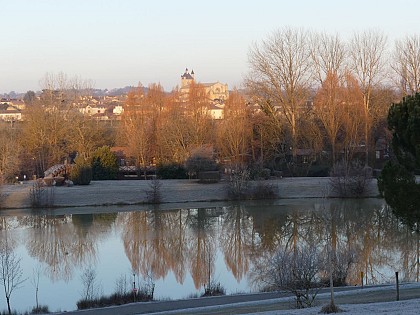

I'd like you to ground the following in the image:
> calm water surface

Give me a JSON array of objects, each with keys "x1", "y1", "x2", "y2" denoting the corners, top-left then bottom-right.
[{"x1": 0, "y1": 198, "x2": 418, "y2": 313}]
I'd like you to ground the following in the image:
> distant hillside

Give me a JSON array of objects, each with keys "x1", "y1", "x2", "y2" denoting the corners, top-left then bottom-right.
[{"x1": 1, "y1": 86, "x2": 150, "y2": 99}]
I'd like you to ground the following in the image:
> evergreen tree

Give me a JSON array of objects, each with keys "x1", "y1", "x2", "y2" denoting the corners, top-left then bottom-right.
[{"x1": 378, "y1": 93, "x2": 420, "y2": 229}]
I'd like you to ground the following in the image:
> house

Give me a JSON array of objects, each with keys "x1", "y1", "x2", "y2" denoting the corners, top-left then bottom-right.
[
  {"x1": 208, "y1": 102, "x2": 224, "y2": 120},
  {"x1": 113, "y1": 105, "x2": 124, "y2": 115},
  {"x1": 0, "y1": 104, "x2": 22, "y2": 121},
  {"x1": 80, "y1": 105, "x2": 107, "y2": 116}
]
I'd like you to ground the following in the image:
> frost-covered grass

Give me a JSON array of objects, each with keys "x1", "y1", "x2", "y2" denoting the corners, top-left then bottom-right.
[{"x1": 254, "y1": 299, "x2": 420, "y2": 315}]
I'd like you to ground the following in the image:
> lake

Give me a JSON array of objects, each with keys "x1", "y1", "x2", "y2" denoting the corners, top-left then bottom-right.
[{"x1": 0, "y1": 198, "x2": 417, "y2": 313}]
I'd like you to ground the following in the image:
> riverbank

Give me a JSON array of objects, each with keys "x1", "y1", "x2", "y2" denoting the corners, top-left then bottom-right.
[
  {"x1": 0, "y1": 177, "x2": 380, "y2": 210},
  {"x1": 55, "y1": 283, "x2": 420, "y2": 315}
]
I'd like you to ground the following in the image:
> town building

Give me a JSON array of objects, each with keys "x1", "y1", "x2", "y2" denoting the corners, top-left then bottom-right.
[{"x1": 179, "y1": 68, "x2": 229, "y2": 102}]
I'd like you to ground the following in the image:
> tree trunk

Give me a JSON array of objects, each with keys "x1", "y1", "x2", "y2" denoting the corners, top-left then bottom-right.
[{"x1": 7, "y1": 296, "x2": 11, "y2": 315}]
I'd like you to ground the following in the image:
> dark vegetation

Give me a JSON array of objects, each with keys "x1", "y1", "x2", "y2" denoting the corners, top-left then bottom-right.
[
  {"x1": 378, "y1": 93, "x2": 420, "y2": 228},
  {"x1": 77, "y1": 291, "x2": 153, "y2": 310}
]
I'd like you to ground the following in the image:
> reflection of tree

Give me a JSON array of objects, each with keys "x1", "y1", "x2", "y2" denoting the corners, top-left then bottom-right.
[
  {"x1": 249, "y1": 200, "x2": 418, "y2": 290},
  {"x1": 247, "y1": 205, "x2": 289, "y2": 251},
  {"x1": 186, "y1": 208, "x2": 217, "y2": 289},
  {"x1": 349, "y1": 204, "x2": 399, "y2": 285},
  {"x1": 23, "y1": 213, "x2": 111, "y2": 282},
  {"x1": 120, "y1": 210, "x2": 189, "y2": 283},
  {"x1": 397, "y1": 221, "x2": 420, "y2": 282},
  {"x1": 220, "y1": 205, "x2": 253, "y2": 281}
]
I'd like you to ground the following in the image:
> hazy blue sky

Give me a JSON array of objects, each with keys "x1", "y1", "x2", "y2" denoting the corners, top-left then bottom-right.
[{"x1": 1, "y1": 0, "x2": 419, "y2": 93}]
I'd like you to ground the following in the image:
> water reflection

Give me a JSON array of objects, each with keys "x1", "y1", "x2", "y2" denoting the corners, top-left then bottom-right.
[
  {"x1": 21, "y1": 213, "x2": 116, "y2": 282},
  {"x1": 1, "y1": 199, "x2": 420, "y2": 312}
]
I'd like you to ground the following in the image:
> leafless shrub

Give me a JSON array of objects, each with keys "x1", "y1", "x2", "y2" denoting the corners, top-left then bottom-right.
[
  {"x1": 114, "y1": 274, "x2": 129, "y2": 297},
  {"x1": 145, "y1": 177, "x2": 162, "y2": 204},
  {"x1": 251, "y1": 245, "x2": 323, "y2": 309},
  {"x1": 80, "y1": 267, "x2": 101, "y2": 302},
  {"x1": 202, "y1": 280, "x2": 226, "y2": 297},
  {"x1": 226, "y1": 167, "x2": 250, "y2": 199},
  {"x1": 329, "y1": 160, "x2": 372, "y2": 197},
  {"x1": 29, "y1": 181, "x2": 55, "y2": 208},
  {"x1": 0, "y1": 238, "x2": 26, "y2": 315},
  {"x1": 137, "y1": 271, "x2": 155, "y2": 301}
]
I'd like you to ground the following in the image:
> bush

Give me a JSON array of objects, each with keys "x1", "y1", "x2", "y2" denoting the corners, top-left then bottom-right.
[
  {"x1": 156, "y1": 163, "x2": 187, "y2": 179},
  {"x1": 77, "y1": 287, "x2": 153, "y2": 310},
  {"x1": 70, "y1": 163, "x2": 92, "y2": 185},
  {"x1": 249, "y1": 181, "x2": 278, "y2": 199},
  {"x1": 226, "y1": 167, "x2": 250, "y2": 199},
  {"x1": 31, "y1": 305, "x2": 50, "y2": 314},
  {"x1": 198, "y1": 171, "x2": 220, "y2": 183},
  {"x1": 202, "y1": 281, "x2": 226, "y2": 297},
  {"x1": 250, "y1": 167, "x2": 271, "y2": 180},
  {"x1": 29, "y1": 181, "x2": 55, "y2": 208},
  {"x1": 185, "y1": 155, "x2": 218, "y2": 179},
  {"x1": 91, "y1": 146, "x2": 118, "y2": 180},
  {"x1": 330, "y1": 160, "x2": 372, "y2": 197},
  {"x1": 320, "y1": 302, "x2": 342, "y2": 314}
]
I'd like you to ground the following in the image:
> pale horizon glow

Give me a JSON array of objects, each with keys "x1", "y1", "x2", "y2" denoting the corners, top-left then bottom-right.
[{"x1": 1, "y1": 0, "x2": 419, "y2": 94}]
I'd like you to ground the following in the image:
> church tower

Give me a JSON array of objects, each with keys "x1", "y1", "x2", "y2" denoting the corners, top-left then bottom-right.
[{"x1": 181, "y1": 68, "x2": 194, "y2": 88}]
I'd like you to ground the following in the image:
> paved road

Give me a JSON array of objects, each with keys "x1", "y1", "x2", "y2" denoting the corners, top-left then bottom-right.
[{"x1": 56, "y1": 284, "x2": 420, "y2": 315}]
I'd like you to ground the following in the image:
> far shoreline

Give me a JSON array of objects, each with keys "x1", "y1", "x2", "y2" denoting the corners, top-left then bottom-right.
[{"x1": 0, "y1": 177, "x2": 381, "y2": 214}]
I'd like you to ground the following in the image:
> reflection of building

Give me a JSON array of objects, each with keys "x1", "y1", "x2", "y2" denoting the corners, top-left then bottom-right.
[{"x1": 179, "y1": 68, "x2": 229, "y2": 102}]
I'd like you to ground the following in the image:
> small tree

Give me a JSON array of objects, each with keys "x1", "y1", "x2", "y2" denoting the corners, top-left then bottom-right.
[
  {"x1": 31, "y1": 265, "x2": 41, "y2": 311},
  {"x1": 145, "y1": 178, "x2": 162, "y2": 204},
  {"x1": 115, "y1": 274, "x2": 129, "y2": 297},
  {"x1": 91, "y1": 146, "x2": 118, "y2": 180},
  {"x1": 80, "y1": 267, "x2": 101, "y2": 302},
  {"x1": 0, "y1": 239, "x2": 26, "y2": 315},
  {"x1": 70, "y1": 156, "x2": 92, "y2": 185},
  {"x1": 253, "y1": 245, "x2": 323, "y2": 309}
]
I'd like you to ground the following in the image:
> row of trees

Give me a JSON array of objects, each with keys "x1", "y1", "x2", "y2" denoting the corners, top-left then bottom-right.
[
  {"x1": 116, "y1": 29, "x2": 420, "y2": 176},
  {"x1": 1, "y1": 29, "x2": 419, "y2": 180}
]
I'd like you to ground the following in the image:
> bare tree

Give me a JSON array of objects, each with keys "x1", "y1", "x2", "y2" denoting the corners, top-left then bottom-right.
[
  {"x1": 251, "y1": 244, "x2": 323, "y2": 309},
  {"x1": 115, "y1": 274, "x2": 129, "y2": 297},
  {"x1": 30, "y1": 265, "x2": 42, "y2": 311},
  {"x1": 310, "y1": 32, "x2": 346, "y2": 84},
  {"x1": 247, "y1": 27, "x2": 313, "y2": 161},
  {"x1": 348, "y1": 30, "x2": 387, "y2": 165},
  {"x1": 0, "y1": 237, "x2": 26, "y2": 315},
  {"x1": 80, "y1": 267, "x2": 100, "y2": 301},
  {"x1": 217, "y1": 90, "x2": 251, "y2": 166},
  {"x1": 393, "y1": 34, "x2": 420, "y2": 96},
  {"x1": 0, "y1": 123, "x2": 20, "y2": 183},
  {"x1": 313, "y1": 72, "x2": 344, "y2": 165}
]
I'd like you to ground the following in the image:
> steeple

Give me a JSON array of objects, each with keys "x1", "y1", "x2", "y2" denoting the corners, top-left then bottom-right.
[{"x1": 181, "y1": 67, "x2": 194, "y2": 87}]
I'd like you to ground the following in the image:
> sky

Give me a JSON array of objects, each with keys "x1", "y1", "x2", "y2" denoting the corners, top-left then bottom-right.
[{"x1": 1, "y1": 0, "x2": 420, "y2": 94}]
